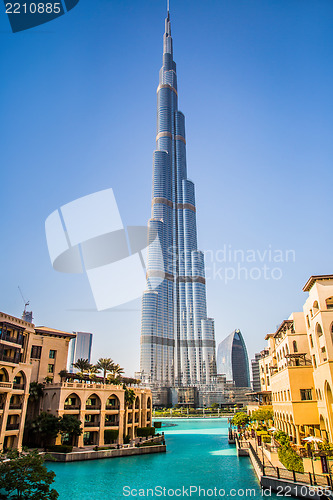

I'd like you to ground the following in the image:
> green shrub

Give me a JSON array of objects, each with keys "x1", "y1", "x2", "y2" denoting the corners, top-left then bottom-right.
[
  {"x1": 154, "y1": 422, "x2": 162, "y2": 429},
  {"x1": 137, "y1": 427, "x2": 156, "y2": 438},
  {"x1": 278, "y1": 445, "x2": 304, "y2": 472},
  {"x1": 274, "y1": 430, "x2": 290, "y2": 446},
  {"x1": 47, "y1": 444, "x2": 73, "y2": 453},
  {"x1": 123, "y1": 435, "x2": 131, "y2": 444},
  {"x1": 104, "y1": 429, "x2": 119, "y2": 444}
]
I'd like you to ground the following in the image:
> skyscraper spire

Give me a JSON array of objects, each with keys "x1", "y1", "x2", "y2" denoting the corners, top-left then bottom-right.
[{"x1": 140, "y1": 9, "x2": 216, "y2": 390}]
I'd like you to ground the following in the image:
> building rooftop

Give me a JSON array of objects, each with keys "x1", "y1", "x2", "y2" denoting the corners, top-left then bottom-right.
[
  {"x1": 35, "y1": 326, "x2": 76, "y2": 339},
  {"x1": 303, "y1": 274, "x2": 333, "y2": 292}
]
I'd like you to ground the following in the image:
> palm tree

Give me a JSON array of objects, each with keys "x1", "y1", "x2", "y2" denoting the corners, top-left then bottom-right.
[
  {"x1": 28, "y1": 381, "x2": 45, "y2": 419},
  {"x1": 95, "y1": 358, "x2": 114, "y2": 384},
  {"x1": 29, "y1": 382, "x2": 44, "y2": 401},
  {"x1": 88, "y1": 365, "x2": 99, "y2": 382},
  {"x1": 123, "y1": 385, "x2": 136, "y2": 407},
  {"x1": 112, "y1": 363, "x2": 124, "y2": 378},
  {"x1": 72, "y1": 358, "x2": 91, "y2": 378},
  {"x1": 59, "y1": 369, "x2": 69, "y2": 382}
]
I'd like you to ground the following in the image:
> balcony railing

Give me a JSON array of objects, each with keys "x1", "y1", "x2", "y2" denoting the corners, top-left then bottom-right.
[
  {"x1": 85, "y1": 405, "x2": 101, "y2": 410},
  {"x1": 1, "y1": 333, "x2": 24, "y2": 346},
  {"x1": 64, "y1": 405, "x2": 80, "y2": 410},
  {"x1": 105, "y1": 421, "x2": 119, "y2": 427},
  {"x1": 84, "y1": 421, "x2": 99, "y2": 427},
  {"x1": 9, "y1": 404, "x2": 22, "y2": 410},
  {"x1": 13, "y1": 384, "x2": 25, "y2": 390},
  {"x1": 0, "y1": 354, "x2": 20, "y2": 364},
  {"x1": 0, "y1": 382, "x2": 12, "y2": 389},
  {"x1": 285, "y1": 353, "x2": 312, "y2": 367},
  {"x1": 105, "y1": 405, "x2": 120, "y2": 410},
  {"x1": 51, "y1": 382, "x2": 123, "y2": 390},
  {"x1": 6, "y1": 423, "x2": 20, "y2": 431}
]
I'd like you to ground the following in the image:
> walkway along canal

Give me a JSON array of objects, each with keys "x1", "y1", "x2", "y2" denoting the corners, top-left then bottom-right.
[{"x1": 232, "y1": 431, "x2": 333, "y2": 499}]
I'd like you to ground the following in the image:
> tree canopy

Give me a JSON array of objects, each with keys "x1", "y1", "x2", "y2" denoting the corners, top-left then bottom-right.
[
  {"x1": 231, "y1": 412, "x2": 249, "y2": 427},
  {"x1": 250, "y1": 407, "x2": 273, "y2": 424},
  {"x1": 0, "y1": 449, "x2": 58, "y2": 500}
]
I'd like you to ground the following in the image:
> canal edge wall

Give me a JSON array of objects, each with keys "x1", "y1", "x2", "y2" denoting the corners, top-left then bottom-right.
[{"x1": 45, "y1": 444, "x2": 166, "y2": 462}]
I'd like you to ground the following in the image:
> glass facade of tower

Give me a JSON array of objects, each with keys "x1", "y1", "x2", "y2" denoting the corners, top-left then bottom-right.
[
  {"x1": 140, "y1": 10, "x2": 216, "y2": 387},
  {"x1": 68, "y1": 332, "x2": 93, "y2": 373},
  {"x1": 216, "y1": 329, "x2": 251, "y2": 388}
]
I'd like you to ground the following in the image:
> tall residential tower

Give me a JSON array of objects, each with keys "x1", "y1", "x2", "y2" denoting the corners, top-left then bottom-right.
[{"x1": 140, "y1": 8, "x2": 216, "y2": 389}]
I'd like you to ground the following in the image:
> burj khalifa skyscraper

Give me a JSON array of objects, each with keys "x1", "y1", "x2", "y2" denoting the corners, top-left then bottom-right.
[{"x1": 140, "y1": 6, "x2": 217, "y2": 389}]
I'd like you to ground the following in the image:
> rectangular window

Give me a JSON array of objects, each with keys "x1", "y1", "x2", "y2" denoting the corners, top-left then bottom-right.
[
  {"x1": 47, "y1": 364, "x2": 54, "y2": 373},
  {"x1": 312, "y1": 355, "x2": 317, "y2": 368},
  {"x1": 300, "y1": 389, "x2": 312, "y2": 401},
  {"x1": 309, "y1": 335, "x2": 314, "y2": 348},
  {"x1": 30, "y1": 345, "x2": 42, "y2": 359},
  {"x1": 49, "y1": 350, "x2": 56, "y2": 359}
]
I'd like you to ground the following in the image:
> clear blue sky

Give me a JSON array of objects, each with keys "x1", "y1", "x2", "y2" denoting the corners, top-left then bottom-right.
[{"x1": 1, "y1": 0, "x2": 332, "y2": 376}]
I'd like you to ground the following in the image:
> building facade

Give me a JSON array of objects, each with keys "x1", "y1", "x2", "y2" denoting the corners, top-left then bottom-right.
[
  {"x1": 0, "y1": 313, "x2": 33, "y2": 450},
  {"x1": 0, "y1": 312, "x2": 75, "y2": 450},
  {"x1": 254, "y1": 275, "x2": 333, "y2": 445},
  {"x1": 140, "y1": 9, "x2": 216, "y2": 388},
  {"x1": 217, "y1": 329, "x2": 251, "y2": 388},
  {"x1": 251, "y1": 353, "x2": 261, "y2": 393},
  {"x1": 42, "y1": 381, "x2": 152, "y2": 446},
  {"x1": 68, "y1": 332, "x2": 93, "y2": 373}
]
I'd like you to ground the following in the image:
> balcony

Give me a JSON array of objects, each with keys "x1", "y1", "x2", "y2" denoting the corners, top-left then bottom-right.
[
  {"x1": 84, "y1": 421, "x2": 99, "y2": 427},
  {"x1": 6, "y1": 423, "x2": 20, "y2": 431},
  {"x1": 105, "y1": 405, "x2": 119, "y2": 410},
  {"x1": 105, "y1": 421, "x2": 119, "y2": 427},
  {"x1": 285, "y1": 353, "x2": 312, "y2": 367},
  {"x1": 0, "y1": 382, "x2": 12, "y2": 390},
  {"x1": 64, "y1": 405, "x2": 80, "y2": 410},
  {"x1": 1, "y1": 332, "x2": 24, "y2": 346},
  {"x1": 9, "y1": 404, "x2": 22, "y2": 410},
  {"x1": 13, "y1": 384, "x2": 25, "y2": 391},
  {"x1": 85, "y1": 405, "x2": 101, "y2": 410},
  {"x1": 0, "y1": 353, "x2": 20, "y2": 364}
]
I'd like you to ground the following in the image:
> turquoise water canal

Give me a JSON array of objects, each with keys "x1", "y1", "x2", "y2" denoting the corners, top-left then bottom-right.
[{"x1": 49, "y1": 418, "x2": 279, "y2": 499}]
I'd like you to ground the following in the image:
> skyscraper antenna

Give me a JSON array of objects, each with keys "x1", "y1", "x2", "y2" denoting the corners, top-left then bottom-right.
[{"x1": 167, "y1": 0, "x2": 170, "y2": 14}]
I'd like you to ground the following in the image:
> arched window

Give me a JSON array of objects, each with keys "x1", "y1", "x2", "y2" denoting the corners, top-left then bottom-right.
[
  {"x1": 64, "y1": 393, "x2": 81, "y2": 409},
  {"x1": 106, "y1": 394, "x2": 120, "y2": 410},
  {"x1": 313, "y1": 301, "x2": 319, "y2": 314},
  {"x1": 306, "y1": 315, "x2": 310, "y2": 328},
  {"x1": 293, "y1": 341, "x2": 298, "y2": 353},
  {"x1": 85, "y1": 394, "x2": 101, "y2": 410},
  {"x1": 316, "y1": 324, "x2": 323, "y2": 337},
  {"x1": 0, "y1": 368, "x2": 9, "y2": 383},
  {"x1": 326, "y1": 297, "x2": 333, "y2": 310}
]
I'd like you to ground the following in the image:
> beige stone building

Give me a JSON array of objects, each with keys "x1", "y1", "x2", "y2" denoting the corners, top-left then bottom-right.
[
  {"x1": 27, "y1": 326, "x2": 75, "y2": 385},
  {"x1": 1, "y1": 310, "x2": 152, "y2": 451},
  {"x1": 252, "y1": 275, "x2": 333, "y2": 445},
  {"x1": 0, "y1": 312, "x2": 34, "y2": 450},
  {"x1": 43, "y1": 381, "x2": 152, "y2": 446}
]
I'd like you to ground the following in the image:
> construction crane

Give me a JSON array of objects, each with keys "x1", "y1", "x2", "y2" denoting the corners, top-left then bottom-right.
[
  {"x1": 18, "y1": 286, "x2": 33, "y2": 322},
  {"x1": 18, "y1": 286, "x2": 29, "y2": 311}
]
